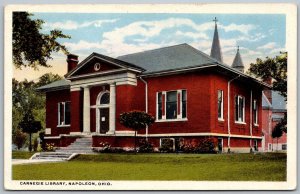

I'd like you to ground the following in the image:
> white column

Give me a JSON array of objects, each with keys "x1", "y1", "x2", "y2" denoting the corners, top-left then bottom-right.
[
  {"x1": 108, "y1": 83, "x2": 116, "y2": 134},
  {"x1": 83, "y1": 86, "x2": 90, "y2": 133}
]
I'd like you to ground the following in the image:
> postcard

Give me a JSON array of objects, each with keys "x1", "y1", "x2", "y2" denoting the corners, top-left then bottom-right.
[{"x1": 4, "y1": 3, "x2": 297, "y2": 190}]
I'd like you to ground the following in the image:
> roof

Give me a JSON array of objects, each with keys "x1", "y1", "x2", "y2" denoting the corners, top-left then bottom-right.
[
  {"x1": 232, "y1": 48, "x2": 244, "y2": 68},
  {"x1": 118, "y1": 43, "x2": 218, "y2": 75},
  {"x1": 38, "y1": 43, "x2": 270, "y2": 92},
  {"x1": 36, "y1": 79, "x2": 70, "y2": 92},
  {"x1": 65, "y1": 52, "x2": 145, "y2": 78},
  {"x1": 262, "y1": 92, "x2": 272, "y2": 109},
  {"x1": 272, "y1": 91, "x2": 286, "y2": 111},
  {"x1": 210, "y1": 23, "x2": 223, "y2": 63}
]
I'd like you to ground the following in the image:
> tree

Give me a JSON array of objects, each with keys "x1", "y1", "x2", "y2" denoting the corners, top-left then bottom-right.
[
  {"x1": 12, "y1": 74, "x2": 62, "y2": 150},
  {"x1": 12, "y1": 129, "x2": 27, "y2": 150},
  {"x1": 272, "y1": 124, "x2": 283, "y2": 151},
  {"x1": 13, "y1": 12, "x2": 70, "y2": 69},
  {"x1": 19, "y1": 112, "x2": 42, "y2": 152},
  {"x1": 120, "y1": 111, "x2": 155, "y2": 153},
  {"x1": 247, "y1": 52, "x2": 287, "y2": 134}
]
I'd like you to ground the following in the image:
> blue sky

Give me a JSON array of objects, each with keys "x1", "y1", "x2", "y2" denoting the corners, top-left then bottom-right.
[{"x1": 14, "y1": 13, "x2": 286, "y2": 81}]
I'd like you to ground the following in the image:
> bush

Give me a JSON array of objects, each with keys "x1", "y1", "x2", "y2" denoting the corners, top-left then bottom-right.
[
  {"x1": 182, "y1": 138, "x2": 217, "y2": 154},
  {"x1": 138, "y1": 139, "x2": 154, "y2": 153},
  {"x1": 159, "y1": 138, "x2": 175, "y2": 153},
  {"x1": 45, "y1": 143, "x2": 55, "y2": 151}
]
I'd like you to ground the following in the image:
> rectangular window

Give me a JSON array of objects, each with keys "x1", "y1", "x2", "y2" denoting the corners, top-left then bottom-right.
[
  {"x1": 282, "y1": 144, "x2": 287, "y2": 150},
  {"x1": 58, "y1": 101, "x2": 71, "y2": 126},
  {"x1": 218, "y1": 90, "x2": 224, "y2": 120},
  {"x1": 157, "y1": 90, "x2": 187, "y2": 121},
  {"x1": 182, "y1": 90, "x2": 187, "y2": 118},
  {"x1": 157, "y1": 92, "x2": 162, "y2": 119},
  {"x1": 235, "y1": 95, "x2": 245, "y2": 123},
  {"x1": 253, "y1": 100, "x2": 258, "y2": 125},
  {"x1": 254, "y1": 140, "x2": 258, "y2": 151},
  {"x1": 166, "y1": 91, "x2": 177, "y2": 119}
]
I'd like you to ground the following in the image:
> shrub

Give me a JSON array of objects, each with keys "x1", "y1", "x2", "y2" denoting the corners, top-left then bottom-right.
[
  {"x1": 138, "y1": 139, "x2": 154, "y2": 153},
  {"x1": 182, "y1": 138, "x2": 217, "y2": 154},
  {"x1": 45, "y1": 143, "x2": 55, "y2": 151}
]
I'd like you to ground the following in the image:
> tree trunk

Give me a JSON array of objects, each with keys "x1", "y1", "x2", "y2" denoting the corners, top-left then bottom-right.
[
  {"x1": 277, "y1": 138, "x2": 278, "y2": 151},
  {"x1": 29, "y1": 133, "x2": 32, "y2": 152},
  {"x1": 134, "y1": 130, "x2": 137, "y2": 154}
]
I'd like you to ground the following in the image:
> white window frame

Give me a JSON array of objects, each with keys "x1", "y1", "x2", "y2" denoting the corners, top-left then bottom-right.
[
  {"x1": 253, "y1": 99, "x2": 258, "y2": 126},
  {"x1": 57, "y1": 101, "x2": 71, "y2": 127},
  {"x1": 156, "y1": 89, "x2": 187, "y2": 122},
  {"x1": 235, "y1": 95, "x2": 246, "y2": 124},
  {"x1": 218, "y1": 90, "x2": 224, "y2": 121}
]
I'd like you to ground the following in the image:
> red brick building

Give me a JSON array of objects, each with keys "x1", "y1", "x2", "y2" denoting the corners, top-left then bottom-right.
[{"x1": 38, "y1": 22, "x2": 269, "y2": 153}]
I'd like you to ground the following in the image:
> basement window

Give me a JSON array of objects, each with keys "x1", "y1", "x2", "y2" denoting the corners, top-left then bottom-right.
[{"x1": 58, "y1": 101, "x2": 70, "y2": 126}]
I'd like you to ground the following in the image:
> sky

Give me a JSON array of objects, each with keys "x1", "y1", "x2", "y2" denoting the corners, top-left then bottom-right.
[{"x1": 13, "y1": 13, "x2": 286, "y2": 81}]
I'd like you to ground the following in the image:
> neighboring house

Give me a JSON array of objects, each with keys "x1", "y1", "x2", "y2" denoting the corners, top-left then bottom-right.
[
  {"x1": 38, "y1": 21, "x2": 269, "y2": 153},
  {"x1": 262, "y1": 90, "x2": 287, "y2": 152}
]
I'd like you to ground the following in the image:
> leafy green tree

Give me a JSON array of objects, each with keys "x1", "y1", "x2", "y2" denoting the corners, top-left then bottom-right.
[
  {"x1": 13, "y1": 12, "x2": 70, "y2": 69},
  {"x1": 12, "y1": 74, "x2": 62, "y2": 150},
  {"x1": 12, "y1": 129, "x2": 27, "y2": 150},
  {"x1": 19, "y1": 112, "x2": 42, "y2": 152},
  {"x1": 120, "y1": 111, "x2": 155, "y2": 153},
  {"x1": 247, "y1": 52, "x2": 287, "y2": 134}
]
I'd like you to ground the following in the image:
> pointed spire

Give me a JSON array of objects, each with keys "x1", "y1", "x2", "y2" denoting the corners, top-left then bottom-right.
[
  {"x1": 210, "y1": 17, "x2": 223, "y2": 63},
  {"x1": 232, "y1": 46, "x2": 245, "y2": 73}
]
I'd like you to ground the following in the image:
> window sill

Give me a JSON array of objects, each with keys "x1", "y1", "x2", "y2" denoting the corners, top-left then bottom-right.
[
  {"x1": 218, "y1": 118, "x2": 225, "y2": 122},
  {"x1": 57, "y1": 124, "x2": 70, "y2": 128},
  {"x1": 234, "y1": 121, "x2": 246, "y2": 125},
  {"x1": 156, "y1": 118, "x2": 188, "y2": 123},
  {"x1": 253, "y1": 124, "x2": 259, "y2": 127}
]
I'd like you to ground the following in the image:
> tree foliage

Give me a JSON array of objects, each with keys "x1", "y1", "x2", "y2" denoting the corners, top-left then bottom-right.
[
  {"x1": 247, "y1": 52, "x2": 287, "y2": 135},
  {"x1": 12, "y1": 129, "x2": 27, "y2": 150},
  {"x1": 13, "y1": 12, "x2": 70, "y2": 69},
  {"x1": 12, "y1": 73, "x2": 62, "y2": 150},
  {"x1": 120, "y1": 110, "x2": 155, "y2": 153},
  {"x1": 247, "y1": 52, "x2": 287, "y2": 99}
]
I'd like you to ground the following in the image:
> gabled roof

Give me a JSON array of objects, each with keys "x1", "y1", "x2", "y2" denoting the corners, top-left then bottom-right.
[
  {"x1": 65, "y1": 52, "x2": 145, "y2": 78},
  {"x1": 272, "y1": 91, "x2": 287, "y2": 111},
  {"x1": 118, "y1": 43, "x2": 218, "y2": 74}
]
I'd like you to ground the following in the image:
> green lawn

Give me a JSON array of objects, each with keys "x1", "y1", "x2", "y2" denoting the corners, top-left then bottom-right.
[
  {"x1": 13, "y1": 153, "x2": 286, "y2": 181},
  {"x1": 12, "y1": 151, "x2": 37, "y2": 159}
]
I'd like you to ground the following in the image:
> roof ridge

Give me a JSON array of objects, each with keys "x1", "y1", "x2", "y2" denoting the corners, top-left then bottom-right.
[{"x1": 117, "y1": 43, "x2": 189, "y2": 58}]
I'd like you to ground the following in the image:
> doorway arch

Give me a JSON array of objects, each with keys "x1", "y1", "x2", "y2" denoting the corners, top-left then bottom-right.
[{"x1": 96, "y1": 91, "x2": 110, "y2": 133}]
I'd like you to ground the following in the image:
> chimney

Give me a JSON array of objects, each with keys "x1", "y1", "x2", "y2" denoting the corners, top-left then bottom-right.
[
  {"x1": 67, "y1": 54, "x2": 79, "y2": 72},
  {"x1": 263, "y1": 77, "x2": 272, "y2": 104}
]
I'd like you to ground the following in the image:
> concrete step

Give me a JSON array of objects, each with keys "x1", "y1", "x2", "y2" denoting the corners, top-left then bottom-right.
[{"x1": 30, "y1": 152, "x2": 78, "y2": 161}]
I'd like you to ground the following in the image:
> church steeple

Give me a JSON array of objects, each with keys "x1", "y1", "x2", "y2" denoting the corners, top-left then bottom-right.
[
  {"x1": 232, "y1": 46, "x2": 245, "y2": 73},
  {"x1": 210, "y1": 17, "x2": 223, "y2": 63}
]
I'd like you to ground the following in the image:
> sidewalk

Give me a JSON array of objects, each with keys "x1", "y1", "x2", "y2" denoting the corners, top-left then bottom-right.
[{"x1": 12, "y1": 159, "x2": 66, "y2": 165}]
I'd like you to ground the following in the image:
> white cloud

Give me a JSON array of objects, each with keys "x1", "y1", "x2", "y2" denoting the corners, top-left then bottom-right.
[
  {"x1": 219, "y1": 23, "x2": 256, "y2": 35},
  {"x1": 43, "y1": 19, "x2": 118, "y2": 30},
  {"x1": 257, "y1": 42, "x2": 277, "y2": 50},
  {"x1": 175, "y1": 31, "x2": 209, "y2": 40}
]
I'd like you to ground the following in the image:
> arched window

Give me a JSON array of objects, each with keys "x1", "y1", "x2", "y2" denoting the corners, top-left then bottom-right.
[{"x1": 100, "y1": 93, "x2": 110, "y2": 104}]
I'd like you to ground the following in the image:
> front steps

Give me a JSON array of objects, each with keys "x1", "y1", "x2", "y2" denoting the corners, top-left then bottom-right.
[
  {"x1": 30, "y1": 137, "x2": 93, "y2": 162},
  {"x1": 30, "y1": 152, "x2": 77, "y2": 161},
  {"x1": 56, "y1": 137, "x2": 94, "y2": 154}
]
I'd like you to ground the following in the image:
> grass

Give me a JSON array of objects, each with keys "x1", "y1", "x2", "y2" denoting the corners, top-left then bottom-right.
[
  {"x1": 12, "y1": 153, "x2": 286, "y2": 181},
  {"x1": 12, "y1": 151, "x2": 37, "y2": 159}
]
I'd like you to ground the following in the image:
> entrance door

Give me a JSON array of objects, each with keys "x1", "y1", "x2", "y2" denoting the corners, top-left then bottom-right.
[
  {"x1": 100, "y1": 108, "x2": 109, "y2": 134},
  {"x1": 218, "y1": 138, "x2": 223, "y2": 153}
]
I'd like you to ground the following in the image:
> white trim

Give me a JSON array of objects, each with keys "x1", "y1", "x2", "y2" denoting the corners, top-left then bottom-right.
[
  {"x1": 162, "y1": 91, "x2": 166, "y2": 120},
  {"x1": 57, "y1": 125, "x2": 70, "y2": 128},
  {"x1": 70, "y1": 72, "x2": 137, "y2": 88},
  {"x1": 177, "y1": 90, "x2": 182, "y2": 119},
  {"x1": 67, "y1": 55, "x2": 142, "y2": 78},
  {"x1": 253, "y1": 99, "x2": 258, "y2": 125},
  {"x1": 250, "y1": 90, "x2": 253, "y2": 147},
  {"x1": 155, "y1": 118, "x2": 188, "y2": 122},
  {"x1": 234, "y1": 121, "x2": 247, "y2": 125},
  {"x1": 45, "y1": 128, "x2": 51, "y2": 135},
  {"x1": 235, "y1": 95, "x2": 245, "y2": 123},
  {"x1": 70, "y1": 87, "x2": 81, "y2": 92},
  {"x1": 217, "y1": 90, "x2": 224, "y2": 120}
]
